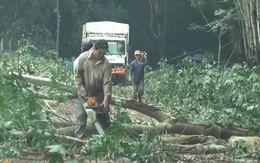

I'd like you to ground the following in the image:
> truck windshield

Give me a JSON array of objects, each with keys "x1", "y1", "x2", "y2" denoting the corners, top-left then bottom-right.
[{"x1": 107, "y1": 41, "x2": 125, "y2": 55}]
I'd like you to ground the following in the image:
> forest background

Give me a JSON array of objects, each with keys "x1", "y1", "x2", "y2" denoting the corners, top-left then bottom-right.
[
  {"x1": 1, "y1": 0, "x2": 260, "y2": 67},
  {"x1": 1, "y1": 0, "x2": 260, "y2": 162}
]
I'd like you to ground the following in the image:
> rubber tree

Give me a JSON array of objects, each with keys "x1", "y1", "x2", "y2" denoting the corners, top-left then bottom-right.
[
  {"x1": 234, "y1": 0, "x2": 260, "y2": 65},
  {"x1": 148, "y1": 0, "x2": 171, "y2": 59},
  {"x1": 55, "y1": 0, "x2": 60, "y2": 58}
]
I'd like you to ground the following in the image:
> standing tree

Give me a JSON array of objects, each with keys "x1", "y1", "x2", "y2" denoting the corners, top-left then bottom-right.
[
  {"x1": 55, "y1": 0, "x2": 61, "y2": 58},
  {"x1": 148, "y1": 0, "x2": 170, "y2": 58},
  {"x1": 234, "y1": 0, "x2": 260, "y2": 65}
]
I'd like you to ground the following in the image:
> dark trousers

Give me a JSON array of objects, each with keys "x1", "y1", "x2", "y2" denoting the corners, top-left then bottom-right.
[
  {"x1": 75, "y1": 96, "x2": 110, "y2": 138},
  {"x1": 132, "y1": 80, "x2": 144, "y2": 101}
]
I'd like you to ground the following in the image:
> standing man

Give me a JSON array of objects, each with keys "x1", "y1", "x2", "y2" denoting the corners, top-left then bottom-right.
[
  {"x1": 129, "y1": 50, "x2": 148, "y2": 102},
  {"x1": 73, "y1": 40, "x2": 112, "y2": 139}
]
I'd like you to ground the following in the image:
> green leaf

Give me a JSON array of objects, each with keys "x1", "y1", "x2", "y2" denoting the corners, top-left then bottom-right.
[
  {"x1": 246, "y1": 105, "x2": 255, "y2": 111},
  {"x1": 44, "y1": 153, "x2": 64, "y2": 163},
  {"x1": 0, "y1": 95, "x2": 5, "y2": 105},
  {"x1": 46, "y1": 144, "x2": 66, "y2": 155},
  {"x1": 4, "y1": 121, "x2": 13, "y2": 128}
]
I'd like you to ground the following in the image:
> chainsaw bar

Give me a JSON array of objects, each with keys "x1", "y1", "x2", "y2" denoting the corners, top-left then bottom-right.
[{"x1": 94, "y1": 121, "x2": 105, "y2": 135}]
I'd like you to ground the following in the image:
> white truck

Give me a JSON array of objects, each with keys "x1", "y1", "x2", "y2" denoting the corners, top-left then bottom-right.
[{"x1": 82, "y1": 21, "x2": 130, "y2": 83}]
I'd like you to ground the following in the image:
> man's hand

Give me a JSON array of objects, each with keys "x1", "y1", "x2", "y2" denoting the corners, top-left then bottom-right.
[
  {"x1": 79, "y1": 86, "x2": 88, "y2": 101},
  {"x1": 80, "y1": 91, "x2": 88, "y2": 101},
  {"x1": 141, "y1": 51, "x2": 147, "y2": 59},
  {"x1": 100, "y1": 97, "x2": 110, "y2": 112},
  {"x1": 100, "y1": 100, "x2": 109, "y2": 110}
]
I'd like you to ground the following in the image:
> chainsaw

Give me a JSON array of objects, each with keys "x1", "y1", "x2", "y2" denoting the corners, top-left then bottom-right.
[{"x1": 83, "y1": 96, "x2": 107, "y2": 135}]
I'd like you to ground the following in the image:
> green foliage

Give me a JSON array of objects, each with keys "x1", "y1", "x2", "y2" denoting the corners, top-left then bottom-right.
[
  {"x1": 189, "y1": 1, "x2": 236, "y2": 36},
  {"x1": 189, "y1": 0, "x2": 242, "y2": 64},
  {"x1": 0, "y1": 50, "x2": 74, "y2": 159},
  {"x1": 1, "y1": 49, "x2": 260, "y2": 161},
  {"x1": 91, "y1": 0, "x2": 129, "y2": 21},
  {"x1": 0, "y1": 0, "x2": 56, "y2": 51},
  {"x1": 145, "y1": 58, "x2": 260, "y2": 129},
  {"x1": 0, "y1": 72, "x2": 55, "y2": 158},
  {"x1": 78, "y1": 104, "x2": 174, "y2": 162},
  {"x1": 112, "y1": 85, "x2": 129, "y2": 98},
  {"x1": 227, "y1": 140, "x2": 260, "y2": 161}
]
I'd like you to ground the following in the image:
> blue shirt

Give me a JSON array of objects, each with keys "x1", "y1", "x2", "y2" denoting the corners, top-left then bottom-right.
[
  {"x1": 66, "y1": 61, "x2": 74, "y2": 74},
  {"x1": 130, "y1": 59, "x2": 148, "y2": 82}
]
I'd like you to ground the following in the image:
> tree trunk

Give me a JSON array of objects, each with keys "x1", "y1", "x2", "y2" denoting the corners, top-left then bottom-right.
[
  {"x1": 55, "y1": 0, "x2": 60, "y2": 58},
  {"x1": 234, "y1": 0, "x2": 260, "y2": 66},
  {"x1": 0, "y1": 38, "x2": 3, "y2": 52},
  {"x1": 148, "y1": 0, "x2": 170, "y2": 58}
]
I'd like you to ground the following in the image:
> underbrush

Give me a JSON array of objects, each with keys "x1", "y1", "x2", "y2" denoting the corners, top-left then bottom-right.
[
  {"x1": 1, "y1": 46, "x2": 260, "y2": 162},
  {"x1": 144, "y1": 58, "x2": 260, "y2": 130}
]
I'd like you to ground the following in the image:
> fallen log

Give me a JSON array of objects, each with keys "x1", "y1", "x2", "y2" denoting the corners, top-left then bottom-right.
[
  {"x1": 12, "y1": 72, "x2": 76, "y2": 94},
  {"x1": 228, "y1": 136, "x2": 260, "y2": 150},
  {"x1": 165, "y1": 144, "x2": 227, "y2": 155}
]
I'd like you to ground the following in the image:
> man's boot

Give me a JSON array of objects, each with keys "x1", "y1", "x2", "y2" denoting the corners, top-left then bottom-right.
[{"x1": 138, "y1": 95, "x2": 142, "y2": 102}]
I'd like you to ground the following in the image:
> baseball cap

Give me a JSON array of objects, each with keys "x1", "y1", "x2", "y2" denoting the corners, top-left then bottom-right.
[
  {"x1": 134, "y1": 50, "x2": 141, "y2": 56},
  {"x1": 94, "y1": 40, "x2": 110, "y2": 54}
]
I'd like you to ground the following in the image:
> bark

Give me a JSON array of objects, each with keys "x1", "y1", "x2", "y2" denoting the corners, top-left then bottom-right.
[
  {"x1": 55, "y1": 0, "x2": 60, "y2": 58},
  {"x1": 9, "y1": 130, "x2": 85, "y2": 143},
  {"x1": 234, "y1": 0, "x2": 260, "y2": 65},
  {"x1": 111, "y1": 96, "x2": 172, "y2": 122},
  {"x1": 12, "y1": 72, "x2": 76, "y2": 94},
  {"x1": 0, "y1": 38, "x2": 3, "y2": 52},
  {"x1": 165, "y1": 144, "x2": 227, "y2": 155},
  {"x1": 228, "y1": 136, "x2": 260, "y2": 150},
  {"x1": 148, "y1": 0, "x2": 170, "y2": 58},
  {"x1": 122, "y1": 121, "x2": 250, "y2": 139}
]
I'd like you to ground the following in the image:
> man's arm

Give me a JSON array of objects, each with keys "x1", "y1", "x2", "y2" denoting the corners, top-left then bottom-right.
[
  {"x1": 101, "y1": 62, "x2": 112, "y2": 109},
  {"x1": 129, "y1": 62, "x2": 134, "y2": 80},
  {"x1": 142, "y1": 54, "x2": 148, "y2": 66},
  {"x1": 103, "y1": 62, "x2": 112, "y2": 100},
  {"x1": 73, "y1": 55, "x2": 87, "y2": 99}
]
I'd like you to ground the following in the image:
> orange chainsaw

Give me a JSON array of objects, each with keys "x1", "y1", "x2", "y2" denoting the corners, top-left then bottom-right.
[
  {"x1": 86, "y1": 96, "x2": 99, "y2": 106},
  {"x1": 83, "y1": 96, "x2": 106, "y2": 135}
]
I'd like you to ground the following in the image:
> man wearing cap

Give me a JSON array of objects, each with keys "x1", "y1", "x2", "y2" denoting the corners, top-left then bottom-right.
[
  {"x1": 129, "y1": 50, "x2": 148, "y2": 102},
  {"x1": 73, "y1": 40, "x2": 112, "y2": 139}
]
